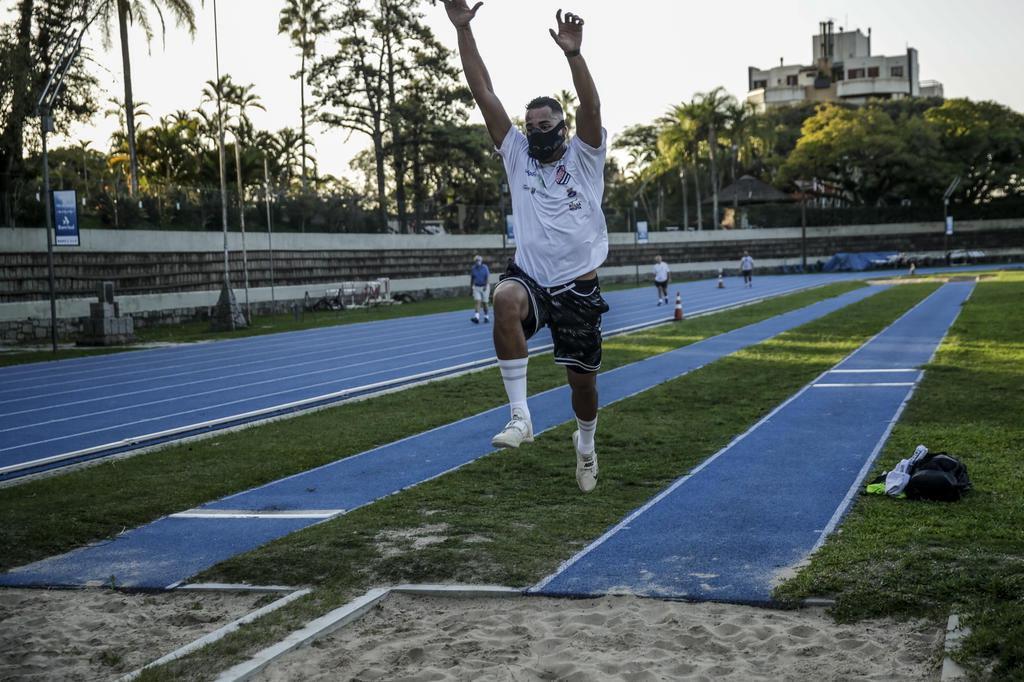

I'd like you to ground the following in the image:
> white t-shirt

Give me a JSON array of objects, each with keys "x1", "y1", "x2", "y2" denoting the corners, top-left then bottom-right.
[
  {"x1": 740, "y1": 255, "x2": 754, "y2": 271},
  {"x1": 653, "y1": 262, "x2": 670, "y2": 282},
  {"x1": 499, "y1": 126, "x2": 609, "y2": 287}
]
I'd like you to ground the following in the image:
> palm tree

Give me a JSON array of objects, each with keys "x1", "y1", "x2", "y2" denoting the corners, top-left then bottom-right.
[
  {"x1": 278, "y1": 0, "x2": 327, "y2": 193},
  {"x1": 97, "y1": 0, "x2": 201, "y2": 197},
  {"x1": 691, "y1": 87, "x2": 735, "y2": 228},
  {"x1": 659, "y1": 103, "x2": 703, "y2": 229},
  {"x1": 555, "y1": 89, "x2": 578, "y2": 132}
]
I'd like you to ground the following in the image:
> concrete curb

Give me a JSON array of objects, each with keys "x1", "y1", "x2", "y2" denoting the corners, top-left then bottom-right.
[
  {"x1": 213, "y1": 584, "x2": 522, "y2": 682},
  {"x1": 116, "y1": 587, "x2": 311, "y2": 681},
  {"x1": 941, "y1": 614, "x2": 970, "y2": 681}
]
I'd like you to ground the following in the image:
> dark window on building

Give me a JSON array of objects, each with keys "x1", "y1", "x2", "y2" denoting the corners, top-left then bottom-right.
[
  {"x1": 891, "y1": 65, "x2": 904, "y2": 77},
  {"x1": 867, "y1": 66, "x2": 879, "y2": 77},
  {"x1": 786, "y1": 74, "x2": 798, "y2": 86},
  {"x1": 752, "y1": 79, "x2": 767, "y2": 89},
  {"x1": 848, "y1": 68, "x2": 865, "y2": 79}
]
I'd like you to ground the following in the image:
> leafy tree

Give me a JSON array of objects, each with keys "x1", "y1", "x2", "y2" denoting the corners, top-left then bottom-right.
[
  {"x1": 278, "y1": 0, "x2": 327, "y2": 192},
  {"x1": 95, "y1": 0, "x2": 200, "y2": 196},
  {"x1": 925, "y1": 99, "x2": 1024, "y2": 203},
  {"x1": 780, "y1": 103, "x2": 940, "y2": 206},
  {"x1": 0, "y1": 0, "x2": 99, "y2": 226}
]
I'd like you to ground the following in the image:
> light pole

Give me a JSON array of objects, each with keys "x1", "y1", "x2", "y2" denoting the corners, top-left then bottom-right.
[
  {"x1": 233, "y1": 133, "x2": 251, "y2": 322},
  {"x1": 35, "y1": 8, "x2": 97, "y2": 352},
  {"x1": 213, "y1": 0, "x2": 231, "y2": 301},
  {"x1": 263, "y1": 156, "x2": 276, "y2": 311},
  {"x1": 942, "y1": 175, "x2": 960, "y2": 261},
  {"x1": 633, "y1": 199, "x2": 640, "y2": 285}
]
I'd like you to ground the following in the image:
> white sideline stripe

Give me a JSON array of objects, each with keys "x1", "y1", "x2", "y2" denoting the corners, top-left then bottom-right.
[
  {"x1": 827, "y1": 368, "x2": 920, "y2": 373},
  {"x1": 812, "y1": 282, "x2": 973, "y2": 553},
  {"x1": 2, "y1": 283, "x2": 827, "y2": 478},
  {"x1": 214, "y1": 585, "x2": 520, "y2": 682},
  {"x1": 176, "y1": 583, "x2": 299, "y2": 593},
  {"x1": 170, "y1": 509, "x2": 344, "y2": 520},
  {"x1": 813, "y1": 382, "x2": 916, "y2": 388},
  {"x1": 530, "y1": 284, "x2": 940, "y2": 593},
  {"x1": 116, "y1": 588, "x2": 311, "y2": 682}
]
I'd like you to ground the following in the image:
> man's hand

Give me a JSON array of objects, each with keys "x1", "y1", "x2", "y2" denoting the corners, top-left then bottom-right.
[
  {"x1": 443, "y1": 0, "x2": 483, "y2": 29},
  {"x1": 549, "y1": 9, "x2": 583, "y2": 53}
]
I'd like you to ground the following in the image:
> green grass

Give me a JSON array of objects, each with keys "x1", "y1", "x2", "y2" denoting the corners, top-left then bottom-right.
[
  {"x1": 0, "y1": 281, "x2": 866, "y2": 573},
  {"x1": 128, "y1": 283, "x2": 939, "y2": 681},
  {"x1": 774, "y1": 270, "x2": 1024, "y2": 679}
]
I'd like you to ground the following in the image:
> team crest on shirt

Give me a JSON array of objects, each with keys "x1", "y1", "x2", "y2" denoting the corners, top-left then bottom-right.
[{"x1": 555, "y1": 165, "x2": 572, "y2": 185}]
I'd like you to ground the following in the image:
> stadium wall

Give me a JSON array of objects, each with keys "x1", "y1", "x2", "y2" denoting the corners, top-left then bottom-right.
[{"x1": 2, "y1": 219, "x2": 1022, "y2": 343}]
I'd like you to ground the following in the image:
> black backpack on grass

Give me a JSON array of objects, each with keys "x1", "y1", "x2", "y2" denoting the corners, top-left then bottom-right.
[{"x1": 903, "y1": 452, "x2": 972, "y2": 502}]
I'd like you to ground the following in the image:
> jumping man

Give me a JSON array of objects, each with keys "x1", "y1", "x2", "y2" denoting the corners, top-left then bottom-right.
[{"x1": 443, "y1": 1, "x2": 608, "y2": 493}]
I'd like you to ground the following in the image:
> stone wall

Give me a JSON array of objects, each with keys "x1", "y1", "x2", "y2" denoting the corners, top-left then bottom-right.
[{"x1": 2, "y1": 219, "x2": 1021, "y2": 343}]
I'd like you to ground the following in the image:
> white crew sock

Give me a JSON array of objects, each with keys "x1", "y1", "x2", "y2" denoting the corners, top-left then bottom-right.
[
  {"x1": 576, "y1": 416, "x2": 597, "y2": 454},
  {"x1": 498, "y1": 358, "x2": 530, "y2": 421}
]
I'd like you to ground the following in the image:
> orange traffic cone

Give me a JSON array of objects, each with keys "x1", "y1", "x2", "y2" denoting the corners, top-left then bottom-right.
[{"x1": 674, "y1": 292, "x2": 684, "y2": 321}]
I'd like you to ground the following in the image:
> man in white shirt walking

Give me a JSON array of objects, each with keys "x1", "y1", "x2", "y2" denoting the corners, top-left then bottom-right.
[
  {"x1": 443, "y1": 1, "x2": 607, "y2": 493},
  {"x1": 740, "y1": 252, "x2": 754, "y2": 288},
  {"x1": 653, "y1": 255, "x2": 670, "y2": 305}
]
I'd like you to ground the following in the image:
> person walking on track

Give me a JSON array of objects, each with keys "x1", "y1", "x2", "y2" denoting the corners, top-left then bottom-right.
[
  {"x1": 443, "y1": 0, "x2": 608, "y2": 492},
  {"x1": 653, "y1": 255, "x2": 671, "y2": 305},
  {"x1": 470, "y1": 255, "x2": 491, "y2": 323},
  {"x1": 740, "y1": 252, "x2": 754, "y2": 288}
]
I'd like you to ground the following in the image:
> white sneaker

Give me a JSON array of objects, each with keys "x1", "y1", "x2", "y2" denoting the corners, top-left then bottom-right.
[
  {"x1": 491, "y1": 408, "x2": 534, "y2": 449},
  {"x1": 572, "y1": 430, "x2": 599, "y2": 493}
]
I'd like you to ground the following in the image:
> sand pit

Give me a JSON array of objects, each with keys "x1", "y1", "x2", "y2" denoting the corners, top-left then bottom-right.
[
  {"x1": 256, "y1": 593, "x2": 943, "y2": 681},
  {"x1": 0, "y1": 587, "x2": 269, "y2": 681}
]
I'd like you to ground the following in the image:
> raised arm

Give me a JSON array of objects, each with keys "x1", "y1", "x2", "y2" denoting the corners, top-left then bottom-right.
[
  {"x1": 443, "y1": 0, "x2": 513, "y2": 147},
  {"x1": 549, "y1": 10, "x2": 601, "y2": 148}
]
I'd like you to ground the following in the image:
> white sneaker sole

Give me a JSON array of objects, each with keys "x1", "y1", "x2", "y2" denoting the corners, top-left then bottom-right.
[
  {"x1": 491, "y1": 429, "x2": 534, "y2": 450},
  {"x1": 572, "y1": 430, "x2": 599, "y2": 493}
]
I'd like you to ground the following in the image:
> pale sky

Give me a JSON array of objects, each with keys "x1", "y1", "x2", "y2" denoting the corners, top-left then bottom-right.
[{"x1": 45, "y1": 0, "x2": 1024, "y2": 179}]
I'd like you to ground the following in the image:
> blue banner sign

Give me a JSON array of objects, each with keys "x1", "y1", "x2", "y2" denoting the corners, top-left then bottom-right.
[
  {"x1": 636, "y1": 220, "x2": 649, "y2": 244},
  {"x1": 53, "y1": 190, "x2": 80, "y2": 246}
]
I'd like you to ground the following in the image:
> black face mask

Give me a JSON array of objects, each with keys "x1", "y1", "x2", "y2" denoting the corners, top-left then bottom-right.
[{"x1": 527, "y1": 120, "x2": 566, "y2": 160}]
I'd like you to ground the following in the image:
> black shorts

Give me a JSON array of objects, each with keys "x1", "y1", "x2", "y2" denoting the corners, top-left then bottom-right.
[{"x1": 497, "y1": 261, "x2": 610, "y2": 373}]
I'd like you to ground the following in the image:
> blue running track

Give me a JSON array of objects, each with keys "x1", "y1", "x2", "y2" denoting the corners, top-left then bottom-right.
[
  {"x1": 0, "y1": 286, "x2": 885, "y2": 589},
  {"x1": 0, "y1": 272, "x2": 864, "y2": 480},
  {"x1": 532, "y1": 282, "x2": 974, "y2": 604}
]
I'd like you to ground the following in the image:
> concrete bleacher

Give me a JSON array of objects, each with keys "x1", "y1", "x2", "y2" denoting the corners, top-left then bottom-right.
[{"x1": 1, "y1": 219, "x2": 1021, "y2": 342}]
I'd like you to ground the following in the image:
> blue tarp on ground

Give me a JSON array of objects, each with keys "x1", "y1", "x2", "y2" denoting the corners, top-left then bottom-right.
[{"x1": 823, "y1": 252, "x2": 899, "y2": 272}]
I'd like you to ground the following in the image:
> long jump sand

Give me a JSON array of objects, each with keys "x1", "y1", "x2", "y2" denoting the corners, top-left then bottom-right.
[
  {"x1": 0, "y1": 588, "x2": 265, "y2": 681},
  {"x1": 254, "y1": 592, "x2": 943, "y2": 681}
]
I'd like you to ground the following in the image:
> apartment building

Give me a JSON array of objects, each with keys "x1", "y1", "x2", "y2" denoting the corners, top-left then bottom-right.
[{"x1": 747, "y1": 21, "x2": 943, "y2": 111}]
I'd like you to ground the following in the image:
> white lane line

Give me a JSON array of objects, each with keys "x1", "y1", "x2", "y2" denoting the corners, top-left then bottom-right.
[
  {"x1": 813, "y1": 382, "x2": 917, "y2": 388},
  {"x1": 1, "y1": 339, "x2": 496, "y2": 431},
  {"x1": 0, "y1": 279, "x2": 845, "y2": 475},
  {"x1": 0, "y1": 347, "x2": 497, "y2": 455},
  {"x1": 0, "y1": 306, "x2": 471, "y2": 384},
  {"x1": 812, "y1": 283, "x2": 974, "y2": 551},
  {"x1": 530, "y1": 284, "x2": 938, "y2": 593},
  {"x1": 2, "y1": 333, "x2": 491, "y2": 419},
  {"x1": 116, "y1": 588, "x2": 312, "y2": 682},
  {"x1": 827, "y1": 369, "x2": 920, "y2": 373},
  {"x1": 0, "y1": 319, "x2": 469, "y2": 398},
  {"x1": 5, "y1": 283, "x2": 821, "y2": 426},
  {"x1": 170, "y1": 509, "x2": 344, "y2": 519}
]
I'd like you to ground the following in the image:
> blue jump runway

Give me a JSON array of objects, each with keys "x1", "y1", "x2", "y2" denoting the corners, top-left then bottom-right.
[
  {"x1": 0, "y1": 272, "x2": 862, "y2": 480},
  {"x1": 532, "y1": 282, "x2": 974, "y2": 604},
  {"x1": 0, "y1": 286, "x2": 885, "y2": 589}
]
